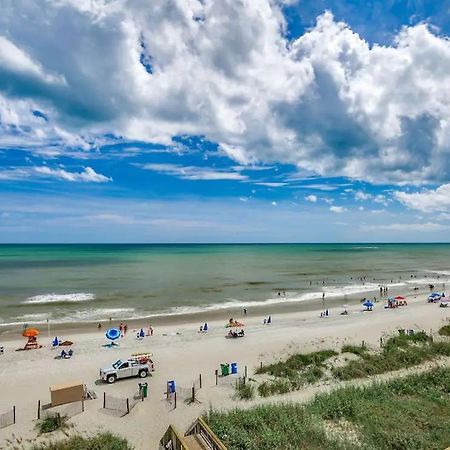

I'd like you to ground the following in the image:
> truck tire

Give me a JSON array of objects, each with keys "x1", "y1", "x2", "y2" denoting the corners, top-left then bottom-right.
[
  {"x1": 107, "y1": 374, "x2": 117, "y2": 384},
  {"x1": 138, "y1": 369, "x2": 148, "y2": 378}
]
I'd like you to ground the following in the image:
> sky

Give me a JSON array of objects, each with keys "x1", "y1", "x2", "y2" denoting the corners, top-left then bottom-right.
[{"x1": 1, "y1": 0, "x2": 450, "y2": 243}]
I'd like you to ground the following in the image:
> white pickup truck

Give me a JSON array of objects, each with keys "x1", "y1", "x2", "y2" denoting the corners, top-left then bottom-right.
[{"x1": 100, "y1": 357, "x2": 155, "y2": 384}]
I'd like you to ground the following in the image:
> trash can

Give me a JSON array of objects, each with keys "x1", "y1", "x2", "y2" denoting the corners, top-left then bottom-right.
[
  {"x1": 167, "y1": 380, "x2": 176, "y2": 394},
  {"x1": 220, "y1": 363, "x2": 230, "y2": 376},
  {"x1": 139, "y1": 382, "x2": 148, "y2": 398},
  {"x1": 231, "y1": 362, "x2": 238, "y2": 374}
]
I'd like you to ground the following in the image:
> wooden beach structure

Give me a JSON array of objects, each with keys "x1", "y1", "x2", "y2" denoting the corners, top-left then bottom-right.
[
  {"x1": 50, "y1": 381, "x2": 85, "y2": 407},
  {"x1": 159, "y1": 417, "x2": 227, "y2": 450}
]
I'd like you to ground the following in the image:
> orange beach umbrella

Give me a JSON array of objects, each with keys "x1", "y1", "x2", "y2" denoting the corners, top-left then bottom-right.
[{"x1": 22, "y1": 328, "x2": 40, "y2": 338}]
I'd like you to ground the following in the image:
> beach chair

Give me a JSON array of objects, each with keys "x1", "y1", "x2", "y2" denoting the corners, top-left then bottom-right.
[{"x1": 52, "y1": 337, "x2": 60, "y2": 349}]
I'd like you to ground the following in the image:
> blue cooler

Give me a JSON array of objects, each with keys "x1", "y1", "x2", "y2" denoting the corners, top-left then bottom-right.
[{"x1": 231, "y1": 362, "x2": 238, "y2": 374}]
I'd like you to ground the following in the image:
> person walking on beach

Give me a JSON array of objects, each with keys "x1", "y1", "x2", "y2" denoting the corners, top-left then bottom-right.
[
  {"x1": 244, "y1": 308, "x2": 247, "y2": 316},
  {"x1": 124, "y1": 324, "x2": 128, "y2": 336},
  {"x1": 119, "y1": 323, "x2": 124, "y2": 337}
]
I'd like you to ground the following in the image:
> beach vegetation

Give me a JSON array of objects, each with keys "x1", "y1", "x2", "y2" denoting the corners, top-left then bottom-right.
[
  {"x1": 438, "y1": 323, "x2": 450, "y2": 336},
  {"x1": 31, "y1": 432, "x2": 133, "y2": 449},
  {"x1": 255, "y1": 349, "x2": 336, "y2": 397},
  {"x1": 36, "y1": 414, "x2": 69, "y2": 434},
  {"x1": 234, "y1": 379, "x2": 255, "y2": 400},
  {"x1": 256, "y1": 349, "x2": 337, "y2": 378},
  {"x1": 341, "y1": 344, "x2": 367, "y2": 356},
  {"x1": 206, "y1": 366, "x2": 450, "y2": 450},
  {"x1": 333, "y1": 331, "x2": 450, "y2": 381}
]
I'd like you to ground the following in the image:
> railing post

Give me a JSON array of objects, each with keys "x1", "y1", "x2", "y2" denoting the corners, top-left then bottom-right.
[
  {"x1": 103, "y1": 392, "x2": 106, "y2": 409},
  {"x1": 37, "y1": 400, "x2": 41, "y2": 420},
  {"x1": 174, "y1": 392, "x2": 177, "y2": 409},
  {"x1": 126, "y1": 398, "x2": 130, "y2": 415},
  {"x1": 13, "y1": 406, "x2": 15, "y2": 424},
  {"x1": 244, "y1": 365, "x2": 248, "y2": 379},
  {"x1": 199, "y1": 373, "x2": 202, "y2": 389},
  {"x1": 215, "y1": 369, "x2": 218, "y2": 386}
]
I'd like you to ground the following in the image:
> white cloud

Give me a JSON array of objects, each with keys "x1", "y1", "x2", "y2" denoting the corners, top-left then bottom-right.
[
  {"x1": 395, "y1": 184, "x2": 450, "y2": 212},
  {"x1": 330, "y1": 205, "x2": 346, "y2": 213},
  {"x1": 140, "y1": 163, "x2": 247, "y2": 181},
  {"x1": 365, "y1": 222, "x2": 447, "y2": 232},
  {"x1": 355, "y1": 190, "x2": 371, "y2": 201},
  {"x1": 254, "y1": 182, "x2": 287, "y2": 187},
  {"x1": 0, "y1": 36, "x2": 65, "y2": 85},
  {"x1": 1, "y1": 4, "x2": 450, "y2": 184},
  {"x1": 305, "y1": 194, "x2": 317, "y2": 202},
  {"x1": 0, "y1": 166, "x2": 111, "y2": 183}
]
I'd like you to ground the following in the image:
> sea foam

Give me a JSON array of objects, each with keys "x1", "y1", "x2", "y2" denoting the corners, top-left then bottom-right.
[{"x1": 24, "y1": 292, "x2": 95, "y2": 305}]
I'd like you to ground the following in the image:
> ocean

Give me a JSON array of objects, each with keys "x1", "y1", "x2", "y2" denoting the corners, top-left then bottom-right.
[{"x1": 0, "y1": 243, "x2": 449, "y2": 326}]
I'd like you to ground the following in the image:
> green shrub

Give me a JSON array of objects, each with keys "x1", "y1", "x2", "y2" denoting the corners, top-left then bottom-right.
[
  {"x1": 36, "y1": 414, "x2": 68, "y2": 434},
  {"x1": 438, "y1": 324, "x2": 450, "y2": 336},
  {"x1": 31, "y1": 432, "x2": 133, "y2": 450},
  {"x1": 341, "y1": 344, "x2": 367, "y2": 356},
  {"x1": 235, "y1": 380, "x2": 255, "y2": 400}
]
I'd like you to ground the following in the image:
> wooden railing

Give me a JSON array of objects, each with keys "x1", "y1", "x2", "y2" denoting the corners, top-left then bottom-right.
[
  {"x1": 159, "y1": 425, "x2": 190, "y2": 450},
  {"x1": 185, "y1": 417, "x2": 227, "y2": 450}
]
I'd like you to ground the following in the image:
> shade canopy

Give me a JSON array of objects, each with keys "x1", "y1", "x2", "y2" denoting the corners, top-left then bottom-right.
[
  {"x1": 22, "y1": 328, "x2": 39, "y2": 337},
  {"x1": 105, "y1": 328, "x2": 121, "y2": 341},
  {"x1": 395, "y1": 296, "x2": 405, "y2": 300}
]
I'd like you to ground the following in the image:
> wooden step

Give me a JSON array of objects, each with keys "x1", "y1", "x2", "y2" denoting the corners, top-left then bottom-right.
[{"x1": 184, "y1": 434, "x2": 208, "y2": 450}]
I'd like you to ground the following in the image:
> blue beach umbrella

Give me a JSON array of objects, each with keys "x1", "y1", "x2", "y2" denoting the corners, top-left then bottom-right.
[
  {"x1": 105, "y1": 328, "x2": 121, "y2": 341},
  {"x1": 363, "y1": 300, "x2": 374, "y2": 308}
]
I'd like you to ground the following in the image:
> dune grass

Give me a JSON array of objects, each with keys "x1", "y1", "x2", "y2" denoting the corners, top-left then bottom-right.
[
  {"x1": 255, "y1": 349, "x2": 337, "y2": 397},
  {"x1": 333, "y1": 331, "x2": 450, "y2": 381},
  {"x1": 36, "y1": 414, "x2": 69, "y2": 435},
  {"x1": 341, "y1": 344, "x2": 367, "y2": 356},
  {"x1": 206, "y1": 366, "x2": 450, "y2": 450},
  {"x1": 235, "y1": 379, "x2": 256, "y2": 400},
  {"x1": 30, "y1": 432, "x2": 133, "y2": 450},
  {"x1": 251, "y1": 332, "x2": 450, "y2": 398},
  {"x1": 439, "y1": 323, "x2": 450, "y2": 336}
]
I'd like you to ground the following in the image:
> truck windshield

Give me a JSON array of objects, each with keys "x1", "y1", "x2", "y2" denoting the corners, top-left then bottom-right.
[{"x1": 112, "y1": 360, "x2": 122, "y2": 369}]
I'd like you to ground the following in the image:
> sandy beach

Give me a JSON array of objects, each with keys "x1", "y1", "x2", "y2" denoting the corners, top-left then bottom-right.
[{"x1": 0, "y1": 291, "x2": 449, "y2": 449}]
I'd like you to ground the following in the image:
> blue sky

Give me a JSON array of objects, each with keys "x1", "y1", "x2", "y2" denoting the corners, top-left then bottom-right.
[{"x1": 1, "y1": 0, "x2": 450, "y2": 242}]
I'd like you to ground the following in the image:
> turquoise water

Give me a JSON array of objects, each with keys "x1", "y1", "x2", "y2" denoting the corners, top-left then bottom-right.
[{"x1": 0, "y1": 243, "x2": 449, "y2": 325}]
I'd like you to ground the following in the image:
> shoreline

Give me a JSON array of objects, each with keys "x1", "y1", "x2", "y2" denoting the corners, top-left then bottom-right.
[{"x1": 0, "y1": 282, "x2": 441, "y2": 339}]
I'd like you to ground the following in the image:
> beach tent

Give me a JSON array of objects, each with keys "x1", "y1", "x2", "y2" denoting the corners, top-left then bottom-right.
[
  {"x1": 363, "y1": 300, "x2": 374, "y2": 311},
  {"x1": 203, "y1": 323, "x2": 208, "y2": 332},
  {"x1": 428, "y1": 292, "x2": 442, "y2": 302}
]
